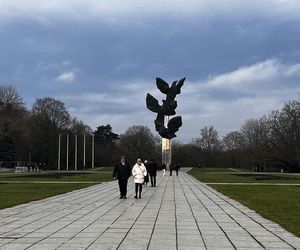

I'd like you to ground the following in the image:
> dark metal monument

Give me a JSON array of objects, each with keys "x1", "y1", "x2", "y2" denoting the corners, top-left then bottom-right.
[{"x1": 146, "y1": 77, "x2": 185, "y2": 167}]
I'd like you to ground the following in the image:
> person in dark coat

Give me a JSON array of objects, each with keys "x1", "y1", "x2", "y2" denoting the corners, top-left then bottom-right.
[
  {"x1": 175, "y1": 164, "x2": 181, "y2": 176},
  {"x1": 113, "y1": 156, "x2": 131, "y2": 199},
  {"x1": 149, "y1": 159, "x2": 158, "y2": 187},
  {"x1": 170, "y1": 164, "x2": 173, "y2": 176}
]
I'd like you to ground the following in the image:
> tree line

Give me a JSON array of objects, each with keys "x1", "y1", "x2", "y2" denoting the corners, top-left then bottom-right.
[
  {"x1": 1, "y1": 84, "x2": 299, "y2": 172},
  {"x1": 173, "y1": 99, "x2": 300, "y2": 172},
  {"x1": 0, "y1": 85, "x2": 161, "y2": 169}
]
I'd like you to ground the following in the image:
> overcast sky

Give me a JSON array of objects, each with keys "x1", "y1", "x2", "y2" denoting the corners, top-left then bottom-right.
[{"x1": 1, "y1": 0, "x2": 300, "y2": 142}]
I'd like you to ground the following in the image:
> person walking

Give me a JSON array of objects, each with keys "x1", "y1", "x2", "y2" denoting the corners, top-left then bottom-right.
[
  {"x1": 149, "y1": 159, "x2": 158, "y2": 187},
  {"x1": 161, "y1": 162, "x2": 166, "y2": 176},
  {"x1": 113, "y1": 156, "x2": 131, "y2": 199},
  {"x1": 132, "y1": 158, "x2": 147, "y2": 198},
  {"x1": 175, "y1": 164, "x2": 181, "y2": 176},
  {"x1": 170, "y1": 164, "x2": 173, "y2": 176},
  {"x1": 144, "y1": 160, "x2": 150, "y2": 186}
]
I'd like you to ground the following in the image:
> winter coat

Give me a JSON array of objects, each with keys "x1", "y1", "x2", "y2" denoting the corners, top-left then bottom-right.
[
  {"x1": 113, "y1": 162, "x2": 131, "y2": 180},
  {"x1": 148, "y1": 161, "x2": 158, "y2": 176},
  {"x1": 132, "y1": 163, "x2": 147, "y2": 184}
]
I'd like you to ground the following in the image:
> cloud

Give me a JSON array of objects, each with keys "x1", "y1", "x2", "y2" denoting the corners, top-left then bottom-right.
[
  {"x1": 186, "y1": 58, "x2": 300, "y2": 93},
  {"x1": 173, "y1": 58, "x2": 300, "y2": 140},
  {"x1": 56, "y1": 58, "x2": 300, "y2": 142},
  {"x1": 1, "y1": 0, "x2": 300, "y2": 24},
  {"x1": 55, "y1": 71, "x2": 76, "y2": 83},
  {"x1": 205, "y1": 59, "x2": 280, "y2": 88}
]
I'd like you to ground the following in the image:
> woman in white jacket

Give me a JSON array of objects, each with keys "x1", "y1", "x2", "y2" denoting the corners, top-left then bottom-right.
[{"x1": 132, "y1": 158, "x2": 147, "y2": 199}]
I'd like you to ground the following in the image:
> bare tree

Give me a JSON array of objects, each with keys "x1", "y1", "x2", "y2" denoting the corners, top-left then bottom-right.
[
  {"x1": 0, "y1": 85, "x2": 25, "y2": 114},
  {"x1": 240, "y1": 116, "x2": 271, "y2": 170},
  {"x1": 118, "y1": 125, "x2": 160, "y2": 164},
  {"x1": 194, "y1": 126, "x2": 221, "y2": 167},
  {"x1": 268, "y1": 100, "x2": 300, "y2": 171},
  {"x1": 69, "y1": 116, "x2": 92, "y2": 134},
  {"x1": 0, "y1": 85, "x2": 29, "y2": 163},
  {"x1": 32, "y1": 97, "x2": 70, "y2": 129},
  {"x1": 30, "y1": 97, "x2": 71, "y2": 168},
  {"x1": 222, "y1": 131, "x2": 245, "y2": 168}
]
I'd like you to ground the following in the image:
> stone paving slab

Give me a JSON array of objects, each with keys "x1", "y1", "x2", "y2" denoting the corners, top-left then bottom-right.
[{"x1": 0, "y1": 169, "x2": 299, "y2": 249}]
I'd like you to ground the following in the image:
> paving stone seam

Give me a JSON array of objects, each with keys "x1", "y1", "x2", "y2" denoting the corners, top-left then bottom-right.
[
  {"x1": 0, "y1": 181, "x2": 116, "y2": 228},
  {"x1": 173, "y1": 177, "x2": 179, "y2": 250},
  {"x1": 84, "y1": 195, "x2": 135, "y2": 249},
  {"x1": 116, "y1": 176, "x2": 167, "y2": 249},
  {"x1": 0, "y1": 183, "x2": 117, "y2": 231},
  {"x1": 196, "y1": 177, "x2": 298, "y2": 249},
  {"x1": 185, "y1": 173, "x2": 297, "y2": 250},
  {"x1": 84, "y1": 176, "x2": 165, "y2": 249},
  {"x1": 26, "y1": 183, "x2": 125, "y2": 249},
  {"x1": 177, "y1": 175, "x2": 207, "y2": 249},
  {"x1": 0, "y1": 183, "x2": 118, "y2": 248},
  {"x1": 203, "y1": 184, "x2": 298, "y2": 249},
  {"x1": 145, "y1": 177, "x2": 170, "y2": 250},
  {"x1": 53, "y1": 189, "x2": 138, "y2": 249},
  {"x1": 183, "y1": 174, "x2": 266, "y2": 249},
  {"x1": 0, "y1": 185, "x2": 107, "y2": 230},
  {"x1": 180, "y1": 174, "x2": 238, "y2": 250}
]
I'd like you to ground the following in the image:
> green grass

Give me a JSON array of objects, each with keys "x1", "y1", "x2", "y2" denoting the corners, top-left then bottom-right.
[
  {"x1": 93, "y1": 167, "x2": 114, "y2": 171},
  {"x1": 188, "y1": 168, "x2": 300, "y2": 237},
  {"x1": 210, "y1": 185, "x2": 300, "y2": 237},
  {"x1": 189, "y1": 168, "x2": 237, "y2": 172},
  {"x1": 188, "y1": 168, "x2": 300, "y2": 184},
  {"x1": 0, "y1": 183, "x2": 93, "y2": 209},
  {"x1": 0, "y1": 171, "x2": 113, "y2": 182},
  {"x1": 0, "y1": 171, "x2": 114, "y2": 209}
]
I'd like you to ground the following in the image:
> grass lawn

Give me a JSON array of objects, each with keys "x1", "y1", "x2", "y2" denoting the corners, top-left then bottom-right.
[
  {"x1": 188, "y1": 168, "x2": 300, "y2": 184},
  {"x1": 188, "y1": 168, "x2": 300, "y2": 237},
  {"x1": 0, "y1": 183, "x2": 93, "y2": 209},
  {"x1": 0, "y1": 170, "x2": 114, "y2": 209},
  {"x1": 0, "y1": 171, "x2": 112, "y2": 182},
  {"x1": 187, "y1": 167, "x2": 237, "y2": 172}
]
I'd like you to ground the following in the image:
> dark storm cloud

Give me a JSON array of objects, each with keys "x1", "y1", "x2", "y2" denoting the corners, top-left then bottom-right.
[{"x1": 1, "y1": 0, "x2": 300, "y2": 141}]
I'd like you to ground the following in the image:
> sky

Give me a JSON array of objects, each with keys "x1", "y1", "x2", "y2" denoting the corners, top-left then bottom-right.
[{"x1": 1, "y1": 0, "x2": 300, "y2": 142}]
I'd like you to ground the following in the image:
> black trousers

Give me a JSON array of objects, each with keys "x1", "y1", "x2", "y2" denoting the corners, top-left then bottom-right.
[
  {"x1": 150, "y1": 175, "x2": 156, "y2": 186},
  {"x1": 118, "y1": 179, "x2": 128, "y2": 197},
  {"x1": 135, "y1": 183, "x2": 142, "y2": 196}
]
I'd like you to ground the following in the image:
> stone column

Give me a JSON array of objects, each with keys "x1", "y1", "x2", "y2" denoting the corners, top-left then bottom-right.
[{"x1": 162, "y1": 116, "x2": 172, "y2": 169}]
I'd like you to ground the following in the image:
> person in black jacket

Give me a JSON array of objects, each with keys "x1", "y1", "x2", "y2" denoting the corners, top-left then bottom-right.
[
  {"x1": 113, "y1": 156, "x2": 131, "y2": 199},
  {"x1": 149, "y1": 159, "x2": 158, "y2": 187}
]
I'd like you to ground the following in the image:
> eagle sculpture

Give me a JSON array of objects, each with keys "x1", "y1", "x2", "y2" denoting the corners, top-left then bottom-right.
[{"x1": 146, "y1": 77, "x2": 185, "y2": 139}]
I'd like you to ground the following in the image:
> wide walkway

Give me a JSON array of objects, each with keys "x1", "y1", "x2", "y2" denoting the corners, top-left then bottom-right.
[{"x1": 0, "y1": 170, "x2": 299, "y2": 250}]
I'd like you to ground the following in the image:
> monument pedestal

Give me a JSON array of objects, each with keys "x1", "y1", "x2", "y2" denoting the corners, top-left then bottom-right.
[
  {"x1": 162, "y1": 116, "x2": 172, "y2": 169},
  {"x1": 162, "y1": 138, "x2": 171, "y2": 169}
]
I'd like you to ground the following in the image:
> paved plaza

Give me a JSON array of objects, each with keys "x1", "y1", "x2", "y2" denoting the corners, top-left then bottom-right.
[{"x1": 0, "y1": 169, "x2": 299, "y2": 250}]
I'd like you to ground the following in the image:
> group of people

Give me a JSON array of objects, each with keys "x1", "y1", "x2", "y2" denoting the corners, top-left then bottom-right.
[{"x1": 112, "y1": 156, "x2": 169, "y2": 199}]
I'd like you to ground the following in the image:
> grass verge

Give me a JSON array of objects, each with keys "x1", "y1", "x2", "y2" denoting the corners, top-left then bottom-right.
[
  {"x1": 188, "y1": 168, "x2": 300, "y2": 184},
  {"x1": 0, "y1": 171, "x2": 113, "y2": 209},
  {"x1": 188, "y1": 168, "x2": 300, "y2": 237},
  {"x1": 0, "y1": 171, "x2": 112, "y2": 182}
]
